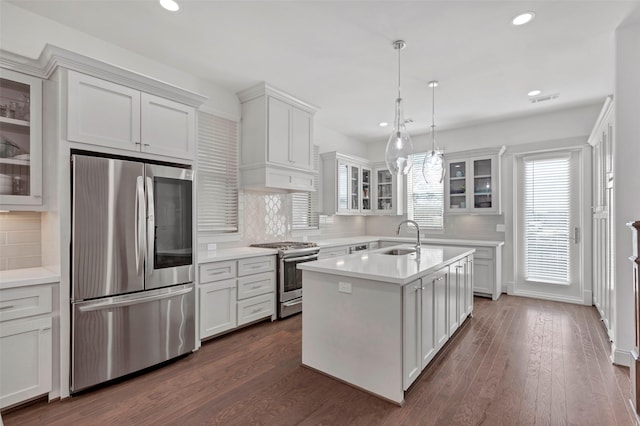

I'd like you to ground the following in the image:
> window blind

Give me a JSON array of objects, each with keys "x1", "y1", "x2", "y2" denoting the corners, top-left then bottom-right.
[
  {"x1": 524, "y1": 155, "x2": 570, "y2": 284},
  {"x1": 291, "y1": 146, "x2": 320, "y2": 230},
  {"x1": 197, "y1": 111, "x2": 239, "y2": 233},
  {"x1": 407, "y1": 152, "x2": 444, "y2": 229}
]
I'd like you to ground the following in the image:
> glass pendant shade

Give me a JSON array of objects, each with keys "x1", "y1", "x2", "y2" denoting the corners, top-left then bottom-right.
[
  {"x1": 422, "y1": 80, "x2": 445, "y2": 184},
  {"x1": 422, "y1": 149, "x2": 445, "y2": 183},
  {"x1": 385, "y1": 98, "x2": 414, "y2": 175}
]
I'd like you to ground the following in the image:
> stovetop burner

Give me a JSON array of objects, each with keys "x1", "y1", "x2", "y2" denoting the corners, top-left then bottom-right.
[{"x1": 250, "y1": 241, "x2": 319, "y2": 250}]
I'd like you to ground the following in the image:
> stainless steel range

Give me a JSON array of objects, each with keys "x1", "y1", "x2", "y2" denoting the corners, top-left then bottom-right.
[{"x1": 250, "y1": 241, "x2": 320, "y2": 318}]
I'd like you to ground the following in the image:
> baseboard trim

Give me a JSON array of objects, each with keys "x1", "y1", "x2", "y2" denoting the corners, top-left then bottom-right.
[
  {"x1": 509, "y1": 289, "x2": 587, "y2": 306},
  {"x1": 612, "y1": 343, "x2": 633, "y2": 367}
]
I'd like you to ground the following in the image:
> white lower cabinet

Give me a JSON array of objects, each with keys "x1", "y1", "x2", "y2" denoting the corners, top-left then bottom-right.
[
  {"x1": 403, "y1": 258, "x2": 472, "y2": 390},
  {"x1": 199, "y1": 279, "x2": 237, "y2": 338},
  {"x1": 199, "y1": 255, "x2": 276, "y2": 341},
  {"x1": 0, "y1": 285, "x2": 53, "y2": 409}
]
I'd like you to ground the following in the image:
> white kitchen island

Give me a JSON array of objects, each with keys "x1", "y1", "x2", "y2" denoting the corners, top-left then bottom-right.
[{"x1": 298, "y1": 244, "x2": 475, "y2": 405}]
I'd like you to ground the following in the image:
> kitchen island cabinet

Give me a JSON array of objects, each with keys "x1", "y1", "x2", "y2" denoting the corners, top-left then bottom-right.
[{"x1": 299, "y1": 245, "x2": 474, "y2": 404}]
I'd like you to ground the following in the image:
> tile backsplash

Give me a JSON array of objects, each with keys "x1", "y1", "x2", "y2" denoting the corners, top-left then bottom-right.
[{"x1": 0, "y1": 211, "x2": 41, "y2": 270}]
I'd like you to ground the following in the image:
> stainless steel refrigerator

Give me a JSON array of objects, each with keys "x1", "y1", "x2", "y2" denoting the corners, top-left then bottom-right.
[{"x1": 71, "y1": 154, "x2": 195, "y2": 393}]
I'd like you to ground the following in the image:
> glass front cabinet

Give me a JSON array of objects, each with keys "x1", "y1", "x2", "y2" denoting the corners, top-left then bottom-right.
[
  {"x1": 321, "y1": 153, "x2": 401, "y2": 216},
  {"x1": 444, "y1": 147, "x2": 505, "y2": 215},
  {"x1": 0, "y1": 69, "x2": 43, "y2": 208}
]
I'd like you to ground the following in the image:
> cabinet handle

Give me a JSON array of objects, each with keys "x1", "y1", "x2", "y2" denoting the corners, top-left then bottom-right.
[
  {"x1": 414, "y1": 285, "x2": 424, "y2": 290},
  {"x1": 0, "y1": 305, "x2": 15, "y2": 310},
  {"x1": 435, "y1": 275, "x2": 445, "y2": 281},
  {"x1": 135, "y1": 142, "x2": 141, "y2": 145},
  {"x1": 251, "y1": 285, "x2": 262, "y2": 290},
  {"x1": 251, "y1": 308, "x2": 262, "y2": 314},
  {"x1": 143, "y1": 143, "x2": 150, "y2": 147}
]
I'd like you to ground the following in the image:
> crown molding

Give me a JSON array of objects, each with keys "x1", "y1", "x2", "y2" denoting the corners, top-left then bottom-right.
[
  {"x1": 237, "y1": 81, "x2": 319, "y2": 114},
  {"x1": 1, "y1": 44, "x2": 207, "y2": 107}
]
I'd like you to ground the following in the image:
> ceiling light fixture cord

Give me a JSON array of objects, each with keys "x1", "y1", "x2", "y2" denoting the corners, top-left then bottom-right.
[
  {"x1": 431, "y1": 82, "x2": 436, "y2": 152},
  {"x1": 422, "y1": 80, "x2": 445, "y2": 184},
  {"x1": 384, "y1": 40, "x2": 414, "y2": 176}
]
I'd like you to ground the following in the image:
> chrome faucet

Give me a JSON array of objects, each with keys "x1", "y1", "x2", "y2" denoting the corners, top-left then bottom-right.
[{"x1": 397, "y1": 219, "x2": 421, "y2": 256}]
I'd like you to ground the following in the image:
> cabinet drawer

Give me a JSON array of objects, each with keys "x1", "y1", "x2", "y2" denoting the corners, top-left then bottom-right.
[
  {"x1": 237, "y1": 272, "x2": 275, "y2": 300},
  {"x1": 318, "y1": 246, "x2": 349, "y2": 259},
  {"x1": 0, "y1": 286, "x2": 52, "y2": 322},
  {"x1": 199, "y1": 261, "x2": 237, "y2": 284},
  {"x1": 472, "y1": 247, "x2": 493, "y2": 259},
  {"x1": 237, "y1": 293, "x2": 274, "y2": 326},
  {"x1": 237, "y1": 256, "x2": 275, "y2": 277}
]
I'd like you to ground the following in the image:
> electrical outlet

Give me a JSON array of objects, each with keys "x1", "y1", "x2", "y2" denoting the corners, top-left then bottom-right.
[
  {"x1": 207, "y1": 243, "x2": 217, "y2": 251},
  {"x1": 338, "y1": 281, "x2": 352, "y2": 294},
  {"x1": 496, "y1": 224, "x2": 506, "y2": 232},
  {"x1": 302, "y1": 235, "x2": 308, "y2": 242}
]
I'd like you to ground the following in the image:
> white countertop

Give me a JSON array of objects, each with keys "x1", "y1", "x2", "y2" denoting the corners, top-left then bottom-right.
[
  {"x1": 312, "y1": 235, "x2": 504, "y2": 248},
  {"x1": 0, "y1": 267, "x2": 60, "y2": 290},
  {"x1": 299, "y1": 244, "x2": 474, "y2": 285},
  {"x1": 197, "y1": 247, "x2": 278, "y2": 263}
]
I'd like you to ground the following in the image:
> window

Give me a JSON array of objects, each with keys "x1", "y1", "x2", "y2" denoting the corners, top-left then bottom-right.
[
  {"x1": 407, "y1": 152, "x2": 444, "y2": 229},
  {"x1": 524, "y1": 154, "x2": 571, "y2": 284},
  {"x1": 197, "y1": 111, "x2": 239, "y2": 233},
  {"x1": 290, "y1": 146, "x2": 320, "y2": 230}
]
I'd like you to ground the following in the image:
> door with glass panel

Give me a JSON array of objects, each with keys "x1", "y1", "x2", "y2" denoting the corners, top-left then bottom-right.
[{"x1": 514, "y1": 150, "x2": 584, "y2": 303}]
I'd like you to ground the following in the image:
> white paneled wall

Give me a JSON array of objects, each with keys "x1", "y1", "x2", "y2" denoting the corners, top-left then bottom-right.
[{"x1": 0, "y1": 212, "x2": 41, "y2": 270}]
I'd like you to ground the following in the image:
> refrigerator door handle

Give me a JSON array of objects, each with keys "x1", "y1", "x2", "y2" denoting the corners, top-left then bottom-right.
[
  {"x1": 135, "y1": 176, "x2": 146, "y2": 275},
  {"x1": 146, "y1": 176, "x2": 155, "y2": 275},
  {"x1": 77, "y1": 286, "x2": 193, "y2": 312}
]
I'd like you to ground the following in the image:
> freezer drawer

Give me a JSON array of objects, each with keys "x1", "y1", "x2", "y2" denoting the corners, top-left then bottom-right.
[{"x1": 71, "y1": 283, "x2": 195, "y2": 393}]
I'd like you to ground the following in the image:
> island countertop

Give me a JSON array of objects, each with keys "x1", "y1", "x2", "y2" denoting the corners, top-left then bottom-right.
[{"x1": 298, "y1": 244, "x2": 474, "y2": 285}]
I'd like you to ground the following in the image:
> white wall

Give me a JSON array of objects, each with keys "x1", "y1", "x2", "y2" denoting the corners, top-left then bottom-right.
[
  {"x1": 315, "y1": 124, "x2": 369, "y2": 157},
  {"x1": 613, "y1": 19, "x2": 640, "y2": 364},
  {"x1": 367, "y1": 103, "x2": 602, "y2": 162},
  {"x1": 0, "y1": 2, "x2": 240, "y2": 118}
]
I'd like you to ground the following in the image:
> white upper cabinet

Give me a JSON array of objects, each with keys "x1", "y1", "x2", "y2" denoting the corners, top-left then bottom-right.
[
  {"x1": 444, "y1": 146, "x2": 505, "y2": 215},
  {"x1": 0, "y1": 68, "x2": 43, "y2": 209},
  {"x1": 373, "y1": 163, "x2": 404, "y2": 216},
  {"x1": 322, "y1": 152, "x2": 378, "y2": 215},
  {"x1": 238, "y1": 83, "x2": 318, "y2": 192},
  {"x1": 140, "y1": 93, "x2": 195, "y2": 159},
  {"x1": 67, "y1": 70, "x2": 195, "y2": 161}
]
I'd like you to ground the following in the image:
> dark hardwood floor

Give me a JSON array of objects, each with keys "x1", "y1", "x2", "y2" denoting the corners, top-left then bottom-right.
[{"x1": 3, "y1": 296, "x2": 635, "y2": 425}]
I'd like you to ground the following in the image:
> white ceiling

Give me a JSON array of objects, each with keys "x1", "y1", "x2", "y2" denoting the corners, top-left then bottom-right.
[{"x1": 10, "y1": 0, "x2": 640, "y2": 142}]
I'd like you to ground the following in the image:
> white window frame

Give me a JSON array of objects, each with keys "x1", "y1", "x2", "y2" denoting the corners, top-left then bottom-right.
[
  {"x1": 196, "y1": 110, "x2": 239, "y2": 235},
  {"x1": 407, "y1": 152, "x2": 444, "y2": 230}
]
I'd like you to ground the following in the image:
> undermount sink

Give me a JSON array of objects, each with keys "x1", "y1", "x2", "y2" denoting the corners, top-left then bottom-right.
[{"x1": 380, "y1": 248, "x2": 416, "y2": 256}]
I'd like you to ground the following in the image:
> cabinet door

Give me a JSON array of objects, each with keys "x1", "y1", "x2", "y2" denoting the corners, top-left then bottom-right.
[
  {"x1": 349, "y1": 164, "x2": 360, "y2": 212},
  {"x1": 471, "y1": 157, "x2": 497, "y2": 212},
  {"x1": 454, "y1": 260, "x2": 468, "y2": 324},
  {"x1": 448, "y1": 264, "x2": 460, "y2": 335},
  {"x1": 434, "y1": 270, "x2": 449, "y2": 350},
  {"x1": 291, "y1": 107, "x2": 312, "y2": 169},
  {"x1": 67, "y1": 70, "x2": 141, "y2": 151},
  {"x1": 361, "y1": 167, "x2": 372, "y2": 213},
  {"x1": 467, "y1": 257, "x2": 474, "y2": 315},
  {"x1": 0, "y1": 69, "x2": 43, "y2": 207},
  {"x1": 199, "y1": 279, "x2": 237, "y2": 339},
  {"x1": 267, "y1": 97, "x2": 291, "y2": 166},
  {"x1": 375, "y1": 168, "x2": 394, "y2": 213},
  {"x1": 403, "y1": 280, "x2": 421, "y2": 390},
  {"x1": 472, "y1": 258, "x2": 494, "y2": 297},
  {"x1": 0, "y1": 317, "x2": 52, "y2": 409},
  {"x1": 141, "y1": 93, "x2": 195, "y2": 160},
  {"x1": 420, "y1": 277, "x2": 436, "y2": 369},
  {"x1": 337, "y1": 161, "x2": 349, "y2": 213},
  {"x1": 446, "y1": 160, "x2": 468, "y2": 212}
]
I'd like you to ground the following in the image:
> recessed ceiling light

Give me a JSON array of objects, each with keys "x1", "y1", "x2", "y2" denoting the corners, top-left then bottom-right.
[
  {"x1": 528, "y1": 89, "x2": 542, "y2": 97},
  {"x1": 159, "y1": 0, "x2": 179, "y2": 12},
  {"x1": 512, "y1": 12, "x2": 535, "y2": 26},
  {"x1": 379, "y1": 122, "x2": 388, "y2": 127}
]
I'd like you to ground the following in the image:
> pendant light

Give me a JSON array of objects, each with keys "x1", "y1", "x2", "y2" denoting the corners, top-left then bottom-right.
[
  {"x1": 422, "y1": 80, "x2": 445, "y2": 184},
  {"x1": 385, "y1": 40, "x2": 414, "y2": 176}
]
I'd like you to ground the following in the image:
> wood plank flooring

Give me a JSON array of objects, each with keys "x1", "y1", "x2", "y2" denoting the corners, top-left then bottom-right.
[{"x1": 3, "y1": 296, "x2": 635, "y2": 425}]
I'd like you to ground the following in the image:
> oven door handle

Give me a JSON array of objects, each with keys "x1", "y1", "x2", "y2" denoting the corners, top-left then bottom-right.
[
  {"x1": 283, "y1": 299, "x2": 303, "y2": 307},
  {"x1": 282, "y1": 254, "x2": 318, "y2": 263}
]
